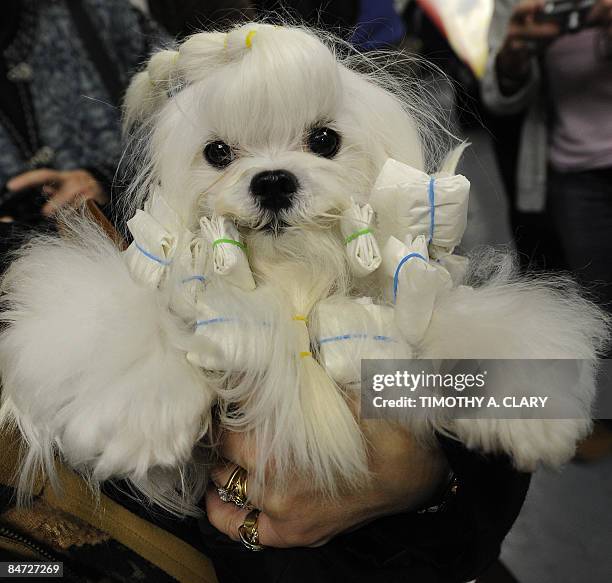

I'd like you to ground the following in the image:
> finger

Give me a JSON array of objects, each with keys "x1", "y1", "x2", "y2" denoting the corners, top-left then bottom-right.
[
  {"x1": 41, "y1": 186, "x2": 95, "y2": 217},
  {"x1": 42, "y1": 192, "x2": 84, "y2": 217},
  {"x1": 252, "y1": 508, "x2": 330, "y2": 548},
  {"x1": 219, "y1": 430, "x2": 255, "y2": 470},
  {"x1": 216, "y1": 433, "x2": 310, "y2": 507},
  {"x1": 513, "y1": 0, "x2": 545, "y2": 20},
  {"x1": 507, "y1": 25, "x2": 560, "y2": 49},
  {"x1": 254, "y1": 512, "x2": 295, "y2": 548},
  {"x1": 506, "y1": 37, "x2": 532, "y2": 53},
  {"x1": 210, "y1": 462, "x2": 262, "y2": 509},
  {"x1": 6, "y1": 169, "x2": 61, "y2": 192},
  {"x1": 205, "y1": 486, "x2": 250, "y2": 542},
  {"x1": 519, "y1": 21, "x2": 561, "y2": 40},
  {"x1": 205, "y1": 485, "x2": 300, "y2": 548},
  {"x1": 209, "y1": 462, "x2": 237, "y2": 489},
  {"x1": 587, "y1": 1, "x2": 610, "y2": 24}
]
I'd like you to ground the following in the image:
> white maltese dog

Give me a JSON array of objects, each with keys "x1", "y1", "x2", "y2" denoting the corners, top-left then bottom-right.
[{"x1": 0, "y1": 23, "x2": 608, "y2": 514}]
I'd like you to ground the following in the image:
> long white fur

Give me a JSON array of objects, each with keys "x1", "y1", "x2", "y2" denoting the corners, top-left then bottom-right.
[
  {"x1": 0, "y1": 218, "x2": 213, "y2": 513},
  {"x1": 0, "y1": 23, "x2": 608, "y2": 513},
  {"x1": 419, "y1": 250, "x2": 609, "y2": 470}
]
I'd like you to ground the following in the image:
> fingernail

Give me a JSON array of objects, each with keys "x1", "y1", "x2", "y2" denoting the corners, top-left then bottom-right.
[{"x1": 6, "y1": 179, "x2": 16, "y2": 190}]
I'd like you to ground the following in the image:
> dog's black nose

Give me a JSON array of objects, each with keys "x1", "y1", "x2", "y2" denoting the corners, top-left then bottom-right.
[{"x1": 250, "y1": 170, "x2": 299, "y2": 212}]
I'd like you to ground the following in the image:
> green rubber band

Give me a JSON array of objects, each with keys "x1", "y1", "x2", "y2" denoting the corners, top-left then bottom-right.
[
  {"x1": 344, "y1": 228, "x2": 373, "y2": 245},
  {"x1": 212, "y1": 238, "x2": 246, "y2": 250}
]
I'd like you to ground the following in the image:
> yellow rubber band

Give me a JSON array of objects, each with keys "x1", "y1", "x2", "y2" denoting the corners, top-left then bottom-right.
[
  {"x1": 294, "y1": 316, "x2": 309, "y2": 358},
  {"x1": 245, "y1": 30, "x2": 257, "y2": 48}
]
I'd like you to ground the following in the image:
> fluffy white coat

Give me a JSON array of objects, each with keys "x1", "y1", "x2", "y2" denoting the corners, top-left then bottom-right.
[{"x1": 0, "y1": 23, "x2": 608, "y2": 514}]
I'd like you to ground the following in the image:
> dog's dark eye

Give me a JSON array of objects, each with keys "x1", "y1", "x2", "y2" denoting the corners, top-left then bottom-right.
[
  {"x1": 203, "y1": 140, "x2": 235, "y2": 168},
  {"x1": 307, "y1": 127, "x2": 341, "y2": 159}
]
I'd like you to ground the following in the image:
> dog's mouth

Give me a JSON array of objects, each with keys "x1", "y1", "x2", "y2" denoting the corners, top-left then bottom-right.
[
  {"x1": 260, "y1": 217, "x2": 289, "y2": 235},
  {"x1": 252, "y1": 206, "x2": 342, "y2": 236},
  {"x1": 231, "y1": 211, "x2": 289, "y2": 236},
  {"x1": 239, "y1": 203, "x2": 341, "y2": 237}
]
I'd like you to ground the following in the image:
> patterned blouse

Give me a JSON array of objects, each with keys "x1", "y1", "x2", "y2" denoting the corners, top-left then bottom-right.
[{"x1": 0, "y1": 0, "x2": 167, "y2": 204}]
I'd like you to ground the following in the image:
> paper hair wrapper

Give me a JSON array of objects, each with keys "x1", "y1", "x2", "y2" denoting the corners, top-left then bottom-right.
[
  {"x1": 382, "y1": 234, "x2": 452, "y2": 346},
  {"x1": 370, "y1": 158, "x2": 470, "y2": 256},
  {"x1": 188, "y1": 216, "x2": 258, "y2": 370},
  {"x1": 340, "y1": 199, "x2": 381, "y2": 277},
  {"x1": 187, "y1": 300, "x2": 259, "y2": 372},
  {"x1": 123, "y1": 192, "x2": 204, "y2": 289},
  {"x1": 199, "y1": 216, "x2": 255, "y2": 291},
  {"x1": 313, "y1": 297, "x2": 412, "y2": 385}
]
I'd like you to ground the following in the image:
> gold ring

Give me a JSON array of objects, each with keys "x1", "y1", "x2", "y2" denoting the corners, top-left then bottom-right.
[
  {"x1": 217, "y1": 466, "x2": 252, "y2": 509},
  {"x1": 238, "y1": 509, "x2": 264, "y2": 551}
]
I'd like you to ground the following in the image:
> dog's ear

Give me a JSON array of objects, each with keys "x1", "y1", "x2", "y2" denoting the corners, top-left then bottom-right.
[
  {"x1": 122, "y1": 32, "x2": 227, "y2": 134},
  {"x1": 123, "y1": 49, "x2": 181, "y2": 134},
  {"x1": 174, "y1": 31, "x2": 228, "y2": 83}
]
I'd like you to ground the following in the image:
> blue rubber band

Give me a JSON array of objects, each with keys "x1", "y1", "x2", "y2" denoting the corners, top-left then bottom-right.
[
  {"x1": 373, "y1": 335, "x2": 395, "y2": 342},
  {"x1": 428, "y1": 176, "x2": 435, "y2": 244},
  {"x1": 195, "y1": 317, "x2": 233, "y2": 327},
  {"x1": 319, "y1": 333, "x2": 368, "y2": 345},
  {"x1": 182, "y1": 275, "x2": 206, "y2": 284},
  {"x1": 393, "y1": 252, "x2": 427, "y2": 303},
  {"x1": 318, "y1": 333, "x2": 397, "y2": 345},
  {"x1": 195, "y1": 316, "x2": 273, "y2": 329},
  {"x1": 134, "y1": 241, "x2": 172, "y2": 266}
]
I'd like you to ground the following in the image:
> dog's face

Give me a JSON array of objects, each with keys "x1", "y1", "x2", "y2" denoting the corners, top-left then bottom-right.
[
  {"x1": 167, "y1": 69, "x2": 368, "y2": 233},
  {"x1": 140, "y1": 25, "x2": 424, "y2": 235}
]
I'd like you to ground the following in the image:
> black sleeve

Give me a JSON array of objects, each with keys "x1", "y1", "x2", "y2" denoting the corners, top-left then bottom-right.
[{"x1": 431, "y1": 433, "x2": 531, "y2": 581}]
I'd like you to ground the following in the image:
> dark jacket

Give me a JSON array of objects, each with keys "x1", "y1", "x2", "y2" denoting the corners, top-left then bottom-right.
[{"x1": 0, "y1": 0, "x2": 166, "y2": 215}]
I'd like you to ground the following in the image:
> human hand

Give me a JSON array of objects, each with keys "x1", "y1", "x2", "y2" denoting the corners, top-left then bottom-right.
[
  {"x1": 588, "y1": 0, "x2": 612, "y2": 29},
  {"x1": 6, "y1": 168, "x2": 107, "y2": 217},
  {"x1": 496, "y1": 0, "x2": 562, "y2": 88},
  {"x1": 206, "y1": 420, "x2": 449, "y2": 548}
]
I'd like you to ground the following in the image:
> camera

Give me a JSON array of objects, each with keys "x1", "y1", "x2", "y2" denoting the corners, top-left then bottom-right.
[{"x1": 539, "y1": 0, "x2": 596, "y2": 33}]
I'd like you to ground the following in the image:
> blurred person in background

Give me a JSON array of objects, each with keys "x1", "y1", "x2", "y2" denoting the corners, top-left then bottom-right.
[
  {"x1": 483, "y1": 0, "x2": 612, "y2": 451},
  {"x1": 483, "y1": 5, "x2": 612, "y2": 581},
  {"x1": 482, "y1": 0, "x2": 612, "y2": 302},
  {"x1": 0, "y1": 0, "x2": 164, "y2": 259}
]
